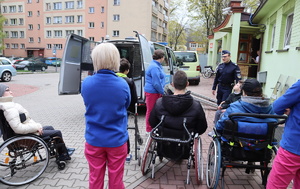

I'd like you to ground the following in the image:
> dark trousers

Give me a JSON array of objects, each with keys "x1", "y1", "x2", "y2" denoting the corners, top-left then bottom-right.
[
  {"x1": 41, "y1": 126, "x2": 67, "y2": 155},
  {"x1": 216, "y1": 85, "x2": 232, "y2": 105}
]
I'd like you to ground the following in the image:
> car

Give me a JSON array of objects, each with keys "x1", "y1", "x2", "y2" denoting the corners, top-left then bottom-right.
[
  {"x1": 174, "y1": 51, "x2": 201, "y2": 85},
  {"x1": 15, "y1": 60, "x2": 48, "y2": 71},
  {"x1": 0, "y1": 57, "x2": 17, "y2": 82},
  {"x1": 45, "y1": 57, "x2": 61, "y2": 66}
]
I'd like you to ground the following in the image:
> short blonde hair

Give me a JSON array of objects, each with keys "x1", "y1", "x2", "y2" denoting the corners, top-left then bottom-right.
[{"x1": 91, "y1": 43, "x2": 120, "y2": 72}]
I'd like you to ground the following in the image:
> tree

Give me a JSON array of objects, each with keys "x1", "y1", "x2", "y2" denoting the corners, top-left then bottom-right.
[{"x1": 0, "y1": 14, "x2": 6, "y2": 53}]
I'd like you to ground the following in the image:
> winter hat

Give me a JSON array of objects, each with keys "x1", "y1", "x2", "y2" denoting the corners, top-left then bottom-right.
[
  {"x1": 242, "y1": 78, "x2": 262, "y2": 96},
  {"x1": 0, "y1": 84, "x2": 9, "y2": 97}
]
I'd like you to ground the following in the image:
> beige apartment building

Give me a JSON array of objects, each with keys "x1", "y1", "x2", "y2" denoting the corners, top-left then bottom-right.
[{"x1": 1, "y1": 0, "x2": 169, "y2": 58}]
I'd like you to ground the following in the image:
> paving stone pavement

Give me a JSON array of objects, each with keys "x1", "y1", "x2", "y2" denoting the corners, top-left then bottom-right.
[{"x1": 0, "y1": 70, "x2": 291, "y2": 189}]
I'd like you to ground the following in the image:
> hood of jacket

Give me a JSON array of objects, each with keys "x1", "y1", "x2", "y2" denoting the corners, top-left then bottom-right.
[
  {"x1": 240, "y1": 96, "x2": 273, "y2": 113},
  {"x1": 161, "y1": 91, "x2": 193, "y2": 116}
]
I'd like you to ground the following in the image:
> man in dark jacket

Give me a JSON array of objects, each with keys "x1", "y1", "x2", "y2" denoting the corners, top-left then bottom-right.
[{"x1": 149, "y1": 71, "x2": 207, "y2": 159}]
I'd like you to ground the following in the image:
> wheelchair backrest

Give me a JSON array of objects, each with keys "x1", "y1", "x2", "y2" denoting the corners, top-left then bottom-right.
[{"x1": 0, "y1": 110, "x2": 16, "y2": 141}]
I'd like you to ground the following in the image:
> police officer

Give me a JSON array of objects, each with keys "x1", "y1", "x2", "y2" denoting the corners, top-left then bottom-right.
[{"x1": 212, "y1": 50, "x2": 242, "y2": 105}]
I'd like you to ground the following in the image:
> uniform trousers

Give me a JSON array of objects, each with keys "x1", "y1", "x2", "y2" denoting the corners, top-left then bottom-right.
[
  {"x1": 267, "y1": 147, "x2": 300, "y2": 189},
  {"x1": 85, "y1": 142, "x2": 127, "y2": 189},
  {"x1": 216, "y1": 85, "x2": 232, "y2": 105}
]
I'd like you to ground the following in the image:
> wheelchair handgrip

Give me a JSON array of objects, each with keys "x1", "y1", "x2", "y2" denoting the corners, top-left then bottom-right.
[
  {"x1": 150, "y1": 116, "x2": 192, "y2": 144},
  {"x1": 228, "y1": 113, "x2": 287, "y2": 122}
]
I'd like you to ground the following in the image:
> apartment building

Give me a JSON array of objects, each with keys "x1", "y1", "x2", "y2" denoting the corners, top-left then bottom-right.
[{"x1": 1, "y1": 0, "x2": 169, "y2": 58}]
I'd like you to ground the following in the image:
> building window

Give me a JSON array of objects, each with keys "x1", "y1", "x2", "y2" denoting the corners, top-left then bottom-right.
[
  {"x1": 77, "y1": 0, "x2": 83, "y2": 8},
  {"x1": 46, "y1": 3, "x2": 51, "y2": 10},
  {"x1": 54, "y1": 44, "x2": 63, "y2": 49},
  {"x1": 38, "y1": 24, "x2": 40, "y2": 30},
  {"x1": 47, "y1": 44, "x2": 52, "y2": 49},
  {"x1": 29, "y1": 37, "x2": 34, "y2": 43},
  {"x1": 28, "y1": 11, "x2": 32, "y2": 17},
  {"x1": 114, "y1": 0, "x2": 120, "y2": 6},
  {"x1": 12, "y1": 44, "x2": 18, "y2": 49},
  {"x1": 5, "y1": 31, "x2": 9, "y2": 38},
  {"x1": 89, "y1": 7, "x2": 94, "y2": 13},
  {"x1": 37, "y1": 0, "x2": 39, "y2": 2},
  {"x1": 113, "y1": 14, "x2": 120, "y2": 21},
  {"x1": 38, "y1": 37, "x2": 41, "y2": 43},
  {"x1": 46, "y1": 17, "x2": 51, "y2": 24},
  {"x1": 89, "y1": 37, "x2": 95, "y2": 41},
  {"x1": 2, "y1": 6, "x2": 7, "y2": 13},
  {"x1": 19, "y1": 18, "x2": 24, "y2": 25},
  {"x1": 21, "y1": 44, "x2": 25, "y2": 49},
  {"x1": 11, "y1": 31, "x2": 18, "y2": 38},
  {"x1": 101, "y1": 22, "x2": 104, "y2": 28},
  {"x1": 54, "y1": 30, "x2": 63, "y2": 37},
  {"x1": 27, "y1": 0, "x2": 32, "y2": 3},
  {"x1": 9, "y1": 6, "x2": 16, "y2": 13},
  {"x1": 53, "y1": 2, "x2": 62, "y2": 10},
  {"x1": 37, "y1": 11, "x2": 40, "y2": 16},
  {"x1": 77, "y1": 30, "x2": 83, "y2": 36},
  {"x1": 270, "y1": 24, "x2": 276, "y2": 50},
  {"x1": 284, "y1": 13, "x2": 293, "y2": 49},
  {"x1": 66, "y1": 30, "x2": 74, "y2": 36},
  {"x1": 65, "y1": 1, "x2": 74, "y2": 9},
  {"x1": 53, "y1": 16, "x2": 62, "y2": 24},
  {"x1": 4, "y1": 19, "x2": 8, "y2": 25},
  {"x1": 65, "y1": 16, "x2": 74, "y2": 23},
  {"x1": 10, "y1": 19, "x2": 17, "y2": 25},
  {"x1": 101, "y1": 6, "x2": 104, "y2": 13},
  {"x1": 113, "y1": 30, "x2": 119, "y2": 37},
  {"x1": 20, "y1": 31, "x2": 24, "y2": 38},
  {"x1": 77, "y1": 15, "x2": 83, "y2": 23},
  {"x1": 5, "y1": 44, "x2": 10, "y2": 49},
  {"x1": 18, "y1": 5, "x2": 23, "y2": 12},
  {"x1": 28, "y1": 24, "x2": 33, "y2": 30},
  {"x1": 89, "y1": 22, "x2": 95, "y2": 28},
  {"x1": 46, "y1": 30, "x2": 52, "y2": 37}
]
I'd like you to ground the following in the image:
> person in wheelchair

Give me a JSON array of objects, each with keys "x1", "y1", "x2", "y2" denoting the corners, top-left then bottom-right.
[
  {"x1": 149, "y1": 70, "x2": 207, "y2": 160},
  {"x1": 215, "y1": 78, "x2": 277, "y2": 134},
  {"x1": 0, "y1": 84, "x2": 75, "y2": 161}
]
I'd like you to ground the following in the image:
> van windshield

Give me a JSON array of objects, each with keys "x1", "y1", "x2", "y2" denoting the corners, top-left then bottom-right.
[{"x1": 174, "y1": 52, "x2": 197, "y2": 62}]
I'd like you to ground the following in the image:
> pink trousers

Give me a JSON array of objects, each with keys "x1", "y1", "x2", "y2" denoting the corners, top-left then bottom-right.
[
  {"x1": 145, "y1": 92, "x2": 162, "y2": 132},
  {"x1": 267, "y1": 147, "x2": 300, "y2": 189},
  {"x1": 85, "y1": 142, "x2": 127, "y2": 189}
]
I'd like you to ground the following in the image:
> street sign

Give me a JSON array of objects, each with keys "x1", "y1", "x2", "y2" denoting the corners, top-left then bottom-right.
[{"x1": 52, "y1": 46, "x2": 56, "y2": 55}]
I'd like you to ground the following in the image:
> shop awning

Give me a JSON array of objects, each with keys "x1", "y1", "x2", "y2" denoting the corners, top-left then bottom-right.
[{"x1": 25, "y1": 47, "x2": 45, "y2": 50}]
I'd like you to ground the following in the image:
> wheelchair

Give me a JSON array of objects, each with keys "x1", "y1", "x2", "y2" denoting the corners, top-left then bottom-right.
[
  {"x1": 140, "y1": 115, "x2": 203, "y2": 184},
  {"x1": 0, "y1": 111, "x2": 69, "y2": 186},
  {"x1": 206, "y1": 113, "x2": 287, "y2": 189}
]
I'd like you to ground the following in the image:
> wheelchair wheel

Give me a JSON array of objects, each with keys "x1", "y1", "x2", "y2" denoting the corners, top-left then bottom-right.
[
  {"x1": 261, "y1": 146, "x2": 278, "y2": 186},
  {"x1": 194, "y1": 136, "x2": 203, "y2": 184},
  {"x1": 206, "y1": 138, "x2": 221, "y2": 189},
  {"x1": 0, "y1": 135, "x2": 49, "y2": 186},
  {"x1": 141, "y1": 136, "x2": 155, "y2": 175}
]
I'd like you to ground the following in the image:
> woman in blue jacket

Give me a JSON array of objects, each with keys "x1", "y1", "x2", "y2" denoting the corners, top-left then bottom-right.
[
  {"x1": 81, "y1": 43, "x2": 130, "y2": 189},
  {"x1": 267, "y1": 80, "x2": 300, "y2": 189},
  {"x1": 144, "y1": 49, "x2": 165, "y2": 132}
]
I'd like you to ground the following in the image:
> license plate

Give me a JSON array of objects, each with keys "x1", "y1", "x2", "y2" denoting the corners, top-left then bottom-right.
[{"x1": 180, "y1": 68, "x2": 188, "y2": 71}]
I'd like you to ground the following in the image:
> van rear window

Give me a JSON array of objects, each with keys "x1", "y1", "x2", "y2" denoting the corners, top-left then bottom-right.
[{"x1": 174, "y1": 52, "x2": 197, "y2": 62}]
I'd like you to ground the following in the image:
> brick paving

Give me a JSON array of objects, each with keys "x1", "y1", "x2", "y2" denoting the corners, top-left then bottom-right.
[{"x1": 0, "y1": 69, "x2": 292, "y2": 189}]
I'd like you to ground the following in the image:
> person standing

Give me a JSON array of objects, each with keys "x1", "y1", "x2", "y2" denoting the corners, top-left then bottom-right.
[
  {"x1": 267, "y1": 80, "x2": 300, "y2": 189},
  {"x1": 116, "y1": 58, "x2": 138, "y2": 162},
  {"x1": 144, "y1": 49, "x2": 166, "y2": 133},
  {"x1": 212, "y1": 50, "x2": 242, "y2": 105},
  {"x1": 81, "y1": 43, "x2": 130, "y2": 189},
  {"x1": 252, "y1": 50, "x2": 260, "y2": 64}
]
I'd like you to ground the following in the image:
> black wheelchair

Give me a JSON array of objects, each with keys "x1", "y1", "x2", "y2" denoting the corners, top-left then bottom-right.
[
  {"x1": 206, "y1": 113, "x2": 287, "y2": 189},
  {"x1": 140, "y1": 115, "x2": 203, "y2": 184},
  {"x1": 0, "y1": 111, "x2": 69, "y2": 186}
]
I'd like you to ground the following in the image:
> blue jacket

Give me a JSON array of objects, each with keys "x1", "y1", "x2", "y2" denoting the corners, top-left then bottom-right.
[
  {"x1": 81, "y1": 69, "x2": 130, "y2": 147},
  {"x1": 216, "y1": 96, "x2": 276, "y2": 132},
  {"x1": 144, "y1": 60, "x2": 165, "y2": 94},
  {"x1": 273, "y1": 80, "x2": 300, "y2": 155}
]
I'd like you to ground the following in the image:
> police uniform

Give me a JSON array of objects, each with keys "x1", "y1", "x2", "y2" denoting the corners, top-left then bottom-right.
[{"x1": 212, "y1": 58, "x2": 241, "y2": 105}]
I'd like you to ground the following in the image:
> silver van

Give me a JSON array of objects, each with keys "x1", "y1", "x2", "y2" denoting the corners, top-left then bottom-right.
[{"x1": 58, "y1": 32, "x2": 178, "y2": 105}]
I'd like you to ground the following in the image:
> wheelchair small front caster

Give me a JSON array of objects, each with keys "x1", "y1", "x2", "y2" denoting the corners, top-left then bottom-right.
[{"x1": 58, "y1": 161, "x2": 66, "y2": 170}]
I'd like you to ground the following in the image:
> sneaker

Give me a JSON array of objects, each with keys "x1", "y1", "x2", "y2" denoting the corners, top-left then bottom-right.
[
  {"x1": 126, "y1": 154, "x2": 132, "y2": 162},
  {"x1": 67, "y1": 148, "x2": 75, "y2": 156}
]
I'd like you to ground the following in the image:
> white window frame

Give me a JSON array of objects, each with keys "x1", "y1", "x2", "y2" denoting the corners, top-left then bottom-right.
[
  {"x1": 10, "y1": 19, "x2": 17, "y2": 25},
  {"x1": 2, "y1": 6, "x2": 7, "y2": 13},
  {"x1": 89, "y1": 7, "x2": 94, "y2": 13},
  {"x1": 113, "y1": 14, "x2": 120, "y2": 21},
  {"x1": 113, "y1": 0, "x2": 120, "y2": 6},
  {"x1": 5, "y1": 31, "x2": 9, "y2": 38},
  {"x1": 77, "y1": 15, "x2": 83, "y2": 23},
  {"x1": 18, "y1": 5, "x2": 23, "y2": 12},
  {"x1": 9, "y1": 6, "x2": 16, "y2": 13},
  {"x1": 29, "y1": 37, "x2": 34, "y2": 43},
  {"x1": 46, "y1": 30, "x2": 52, "y2": 38},
  {"x1": 284, "y1": 13, "x2": 293, "y2": 49},
  {"x1": 54, "y1": 30, "x2": 63, "y2": 37},
  {"x1": 46, "y1": 3, "x2": 51, "y2": 10},
  {"x1": 77, "y1": 30, "x2": 83, "y2": 36},
  {"x1": 53, "y1": 2, "x2": 62, "y2": 10},
  {"x1": 65, "y1": 1, "x2": 74, "y2": 9},
  {"x1": 101, "y1": 22, "x2": 104, "y2": 28},
  {"x1": 47, "y1": 44, "x2": 52, "y2": 49},
  {"x1": 38, "y1": 37, "x2": 41, "y2": 43},
  {"x1": 101, "y1": 6, "x2": 104, "y2": 13},
  {"x1": 89, "y1": 37, "x2": 95, "y2": 41},
  {"x1": 54, "y1": 44, "x2": 63, "y2": 49},
  {"x1": 20, "y1": 31, "x2": 24, "y2": 38},
  {"x1": 28, "y1": 24, "x2": 33, "y2": 30},
  {"x1": 12, "y1": 44, "x2": 18, "y2": 49},
  {"x1": 11, "y1": 31, "x2": 18, "y2": 38},
  {"x1": 89, "y1": 22, "x2": 95, "y2": 28},
  {"x1": 5, "y1": 44, "x2": 10, "y2": 49},
  {"x1": 65, "y1": 16, "x2": 75, "y2": 23},
  {"x1": 77, "y1": 0, "x2": 83, "y2": 8},
  {"x1": 53, "y1": 16, "x2": 62, "y2": 24},
  {"x1": 20, "y1": 44, "x2": 25, "y2": 49},
  {"x1": 27, "y1": 0, "x2": 32, "y2": 3},
  {"x1": 46, "y1": 17, "x2": 51, "y2": 24},
  {"x1": 28, "y1": 11, "x2": 32, "y2": 17},
  {"x1": 66, "y1": 30, "x2": 74, "y2": 36},
  {"x1": 271, "y1": 24, "x2": 276, "y2": 50},
  {"x1": 113, "y1": 30, "x2": 119, "y2": 37}
]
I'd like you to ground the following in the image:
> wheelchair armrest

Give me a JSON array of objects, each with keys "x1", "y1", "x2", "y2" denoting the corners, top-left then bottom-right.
[{"x1": 228, "y1": 113, "x2": 287, "y2": 123}]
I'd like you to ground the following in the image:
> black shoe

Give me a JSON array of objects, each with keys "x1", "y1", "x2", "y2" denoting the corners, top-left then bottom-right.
[{"x1": 59, "y1": 153, "x2": 71, "y2": 161}]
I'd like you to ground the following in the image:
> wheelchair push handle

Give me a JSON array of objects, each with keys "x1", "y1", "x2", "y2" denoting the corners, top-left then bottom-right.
[
  {"x1": 228, "y1": 113, "x2": 287, "y2": 124},
  {"x1": 150, "y1": 116, "x2": 193, "y2": 144}
]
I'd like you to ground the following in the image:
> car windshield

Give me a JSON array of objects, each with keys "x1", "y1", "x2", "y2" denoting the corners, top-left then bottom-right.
[{"x1": 175, "y1": 52, "x2": 197, "y2": 62}]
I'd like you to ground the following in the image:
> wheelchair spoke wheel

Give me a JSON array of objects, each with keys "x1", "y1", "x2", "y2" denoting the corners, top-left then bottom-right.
[
  {"x1": 141, "y1": 136, "x2": 155, "y2": 175},
  {"x1": 261, "y1": 146, "x2": 278, "y2": 186},
  {"x1": 206, "y1": 138, "x2": 221, "y2": 189},
  {"x1": 0, "y1": 135, "x2": 49, "y2": 186},
  {"x1": 194, "y1": 137, "x2": 203, "y2": 184}
]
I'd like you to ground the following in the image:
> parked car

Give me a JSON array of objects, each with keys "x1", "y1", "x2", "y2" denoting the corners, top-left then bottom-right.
[
  {"x1": 45, "y1": 57, "x2": 61, "y2": 66},
  {"x1": 174, "y1": 51, "x2": 201, "y2": 85},
  {"x1": 0, "y1": 57, "x2": 17, "y2": 82},
  {"x1": 15, "y1": 60, "x2": 48, "y2": 71}
]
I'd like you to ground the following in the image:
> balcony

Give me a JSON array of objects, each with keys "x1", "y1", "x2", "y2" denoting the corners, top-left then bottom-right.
[
  {"x1": 152, "y1": 6, "x2": 158, "y2": 15},
  {"x1": 164, "y1": 15, "x2": 168, "y2": 21},
  {"x1": 163, "y1": 28, "x2": 168, "y2": 34},
  {"x1": 151, "y1": 21, "x2": 157, "y2": 30},
  {"x1": 164, "y1": 1, "x2": 169, "y2": 10}
]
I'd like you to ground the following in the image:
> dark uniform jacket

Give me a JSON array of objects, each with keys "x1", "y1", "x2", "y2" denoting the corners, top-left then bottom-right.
[{"x1": 212, "y1": 61, "x2": 241, "y2": 90}]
